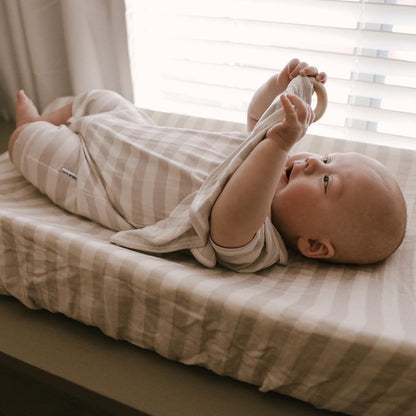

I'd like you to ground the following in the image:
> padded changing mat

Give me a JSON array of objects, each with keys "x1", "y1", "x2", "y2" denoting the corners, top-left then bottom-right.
[{"x1": 1, "y1": 111, "x2": 416, "y2": 416}]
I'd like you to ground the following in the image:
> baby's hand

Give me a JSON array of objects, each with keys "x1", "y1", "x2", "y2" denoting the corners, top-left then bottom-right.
[
  {"x1": 266, "y1": 94, "x2": 315, "y2": 152},
  {"x1": 288, "y1": 58, "x2": 327, "y2": 82},
  {"x1": 276, "y1": 58, "x2": 327, "y2": 93}
]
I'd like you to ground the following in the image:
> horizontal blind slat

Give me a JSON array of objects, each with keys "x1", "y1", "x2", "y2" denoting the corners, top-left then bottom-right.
[
  {"x1": 163, "y1": 64, "x2": 416, "y2": 115},
  {"x1": 164, "y1": 39, "x2": 416, "y2": 78},
  {"x1": 165, "y1": 59, "x2": 416, "y2": 99},
  {"x1": 164, "y1": 16, "x2": 416, "y2": 53},
  {"x1": 158, "y1": 78, "x2": 416, "y2": 122},
  {"x1": 162, "y1": 0, "x2": 416, "y2": 27}
]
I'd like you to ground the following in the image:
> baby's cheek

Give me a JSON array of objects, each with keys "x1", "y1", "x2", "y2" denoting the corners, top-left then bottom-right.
[
  {"x1": 274, "y1": 179, "x2": 319, "y2": 219},
  {"x1": 288, "y1": 182, "x2": 317, "y2": 205},
  {"x1": 274, "y1": 191, "x2": 303, "y2": 222}
]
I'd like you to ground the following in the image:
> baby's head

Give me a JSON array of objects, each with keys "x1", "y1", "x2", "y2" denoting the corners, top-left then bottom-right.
[{"x1": 272, "y1": 152, "x2": 407, "y2": 264}]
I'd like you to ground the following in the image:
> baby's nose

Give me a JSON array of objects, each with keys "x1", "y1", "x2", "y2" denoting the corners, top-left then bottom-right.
[{"x1": 304, "y1": 156, "x2": 321, "y2": 173}]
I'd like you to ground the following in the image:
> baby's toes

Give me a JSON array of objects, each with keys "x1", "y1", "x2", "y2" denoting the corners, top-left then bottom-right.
[
  {"x1": 16, "y1": 91, "x2": 27, "y2": 110},
  {"x1": 15, "y1": 90, "x2": 39, "y2": 126},
  {"x1": 17, "y1": 90, "x2": 32, "y2": 104}
]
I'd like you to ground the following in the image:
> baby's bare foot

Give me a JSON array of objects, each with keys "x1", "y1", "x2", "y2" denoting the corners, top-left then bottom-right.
[{"x1": 15, "y1": 90, "x2": 40, "y2": 127}]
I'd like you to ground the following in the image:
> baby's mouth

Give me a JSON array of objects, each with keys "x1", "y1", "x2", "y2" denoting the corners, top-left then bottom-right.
[{"x1": 285, "y1": 164, "x2": 294, "y2": 181}]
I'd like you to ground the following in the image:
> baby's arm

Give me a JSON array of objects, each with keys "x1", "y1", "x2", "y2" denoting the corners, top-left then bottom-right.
[
  {"x1": 247, "y1": 58, "x2": 326, "y2": 131},
  {"x1": 210, "y1": 93, "x2": 314, "y2": 248}
]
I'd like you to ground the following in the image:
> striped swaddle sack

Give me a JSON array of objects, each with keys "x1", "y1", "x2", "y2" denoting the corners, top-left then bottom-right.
[
  {"x1": 12, "y1": 77, "x2": 313, "y2": 271},
  {"x1": 12, "y1": 89, "x2": 244, "y2": 232}
]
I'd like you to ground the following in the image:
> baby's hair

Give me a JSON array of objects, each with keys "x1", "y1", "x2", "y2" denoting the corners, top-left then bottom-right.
[{"x1": 329, "y1": 171, "x2": 406, "y2": 265}]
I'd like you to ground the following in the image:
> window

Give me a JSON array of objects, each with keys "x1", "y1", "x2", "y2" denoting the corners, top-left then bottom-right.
[{"x1": 125, "y1": 0, "x2": 416, "y2": 149}]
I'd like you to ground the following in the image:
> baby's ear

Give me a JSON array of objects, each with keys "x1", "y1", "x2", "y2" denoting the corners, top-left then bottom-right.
[{"x1": 297, "y1": 237, "x2": 335, "y2": 259}]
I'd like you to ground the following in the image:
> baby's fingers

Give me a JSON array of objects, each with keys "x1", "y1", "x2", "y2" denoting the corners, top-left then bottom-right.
[
  {"x1": 299, "y1": 67, "x2": 327, "y2": 84},
  {"x1": 299, "y1": 66, "x2": 318, "y2": 77},
  {"x1": 289, "y1": 61, "x2": 309, "y2": 80},
  {"x1": 280, "y1": 94, "x2": 298, "y2": 118},
  {"x1": 281, "y1": 94, "x2": 315, "y2": 125},
  {"x1": 286, "y1": 94, "x2": 310, "y2": 119},
  {"x1": 289, "y1": 95, "x2": 315, "y2": 123}
]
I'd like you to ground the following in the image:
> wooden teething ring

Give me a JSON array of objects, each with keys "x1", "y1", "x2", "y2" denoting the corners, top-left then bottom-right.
[{"x1": 309, "y1": 76, "x2": 328, "y2": 122}]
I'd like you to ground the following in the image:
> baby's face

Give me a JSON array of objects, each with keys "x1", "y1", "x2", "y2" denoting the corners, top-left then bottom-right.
[{"x1": 271, "y1": 151, "x2": 390, "y2": 245}]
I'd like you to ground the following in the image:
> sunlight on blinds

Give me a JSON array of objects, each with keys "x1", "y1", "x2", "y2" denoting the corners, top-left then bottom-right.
[{"x1": 126, "y1": 0, "x2": 416, "y2": 149}]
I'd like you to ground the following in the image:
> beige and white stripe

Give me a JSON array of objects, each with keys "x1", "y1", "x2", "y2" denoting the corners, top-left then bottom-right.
[
  {"x1": 13, "y1": 80, "x2": 312, "y2": 271},
  {"x1": 2, "y1": 97, "x2": 416, "y2": 415}
]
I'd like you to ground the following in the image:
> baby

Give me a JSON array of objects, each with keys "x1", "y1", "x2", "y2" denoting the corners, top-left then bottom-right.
[
  {"x1": 210, "y1": 59, "x2": 407, "y2": 266},
  {"x1": 8, "y1": 59, "x2": 407, "y2": 271}
]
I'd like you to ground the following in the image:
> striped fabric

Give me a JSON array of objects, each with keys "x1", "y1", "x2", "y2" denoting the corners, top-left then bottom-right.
[
  {"x1": 12, "y1": 77, "x2": 315, "y2": 272},
  {"x1": 1, "y1": 109, "x2": 416, "y2": 415}
]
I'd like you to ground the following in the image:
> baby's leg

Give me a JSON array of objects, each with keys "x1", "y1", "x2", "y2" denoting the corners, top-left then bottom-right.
[
  {"x1": 9, "y1": 91, "x2": 41, "y2": 162},
  {"x1": 9, "y1": 91, "x2": 73, "y2": 162},
  {"x1": 39, "y1": 104, "x2": 73, "y2": 126},
  {"x1": 9, "y1": 93, "x2": 84, "y2": 217}
]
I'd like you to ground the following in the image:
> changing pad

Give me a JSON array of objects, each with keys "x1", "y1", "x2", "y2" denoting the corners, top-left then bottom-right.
[{"x1": 1, "y1": 110, "x2": 416, "y2": 416}]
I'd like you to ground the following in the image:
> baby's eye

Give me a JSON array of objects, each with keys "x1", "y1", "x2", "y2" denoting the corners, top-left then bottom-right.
[
  {"x1": 323, "y1": 175, "x2": 329, "y2": 191},
  {"x1": 322, "y1": 155, "x2": 330, "y2": 164}
]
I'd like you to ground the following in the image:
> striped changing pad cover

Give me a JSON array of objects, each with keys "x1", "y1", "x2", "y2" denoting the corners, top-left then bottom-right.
[{"x1": 1, "y1": 110, "x2": 415, "y2": 416}]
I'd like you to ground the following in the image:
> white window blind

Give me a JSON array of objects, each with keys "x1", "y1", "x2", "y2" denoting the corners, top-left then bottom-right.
[{"x1": 125, "y1": 0, "x2": 416, "y2": 149}]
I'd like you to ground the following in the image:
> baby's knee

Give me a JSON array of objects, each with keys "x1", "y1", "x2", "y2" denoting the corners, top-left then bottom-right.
[
  {"x1": 83, "y1": 89, "x2": 132, "y2": 114},
  {"x1": 8, "y1": 124, "x2": 29, "y2": 163}
]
